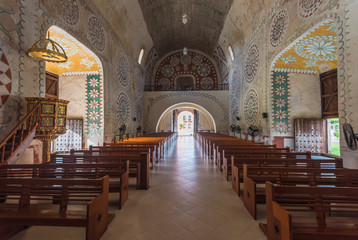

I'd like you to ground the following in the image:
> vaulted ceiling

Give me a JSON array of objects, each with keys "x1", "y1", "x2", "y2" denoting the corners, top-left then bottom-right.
[
  {"x1": 91, "y1": 0, "x2": 270, "y2": 60},
  {"x1": 138, "y1": 0, "x2": 233, "y2": 57}
]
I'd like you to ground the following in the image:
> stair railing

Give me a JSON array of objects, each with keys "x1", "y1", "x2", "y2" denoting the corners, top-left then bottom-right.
[{"x1": 0, "y1": 102, "x2": 41, "y2": 164}]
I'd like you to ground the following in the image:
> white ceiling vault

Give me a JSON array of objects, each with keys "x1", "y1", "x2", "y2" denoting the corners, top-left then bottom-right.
[
  {"x1": 138, "y1": 0, "x2": 233, "y2": 57},
  {"x1": 91, "y1": 0, "x2": 270, "y2": 60}
]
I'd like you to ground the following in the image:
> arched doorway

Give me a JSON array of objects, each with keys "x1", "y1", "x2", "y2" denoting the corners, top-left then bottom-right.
[
  {"x1": 45, "y1": 26, "x2": 104, "y2": 150},
  {"x1": 156, "y1": 102, "x2": 216, "y2": 133},
  {"x1": 269, "y1": 19, "x2": 338, "y2": 154},
  {"x1": 177, "y1": 111, "x2": 194, "y2": 136}
]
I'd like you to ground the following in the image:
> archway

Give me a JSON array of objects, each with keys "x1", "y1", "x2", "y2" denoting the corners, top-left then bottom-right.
[
  {"x1": 45, "y1": 26, "x2": 104, "y2": 150},
  {"x1": 177, "y1": 111, "x2": 194, "y2": 136},
  {"x1": 156, "y1": 102, "x2": 216, "y2": 133},
  {"x1": 269, "y1": 19, "x2": 338, "y2": 153}
]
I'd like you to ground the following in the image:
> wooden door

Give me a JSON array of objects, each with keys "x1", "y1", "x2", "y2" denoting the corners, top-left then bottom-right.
[
  {"x1": 320, "y1": 69, "x2": 338, "y2": 118},
  {"x1": 45, "y1": 71, "x2": 59, "y2": 98},
  {"x1": 294, "y1": 118, "x2": 327, "y2": 153}
]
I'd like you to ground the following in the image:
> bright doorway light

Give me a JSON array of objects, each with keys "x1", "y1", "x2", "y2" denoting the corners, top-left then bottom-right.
[{"x1": 327, "y1": 118, "x2": 340, "y2": 156}]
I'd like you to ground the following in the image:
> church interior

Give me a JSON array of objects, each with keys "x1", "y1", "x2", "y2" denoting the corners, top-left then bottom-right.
[{"x1": 0, "y1": 0, "x2": 358, "y2": 239}]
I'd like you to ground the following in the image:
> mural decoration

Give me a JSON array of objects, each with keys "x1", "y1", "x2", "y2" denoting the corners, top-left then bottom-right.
[
  {"x1": 144, "y1": 47, "x2": 158, "y2": 85},
  {"x1": 200, "y1": 77, "x2": 214, "y2": 90},
  {"x1": 88, "y1": 15, "x2": 105, "y2": 52},
  {"x1": 0, "y1": 45, "x2": 12, "y2": 108},
  {"x1": 46, "y1": 26, "x2": 101, "y2": 75},
  {"x1": 270, "y1": 9, "x2": 289, "y2": 47},
  {"x1": 230, "y1": 64, "x2": 240, "y2": 96},
  {"x1": 244, "y1": 43, "x2": 259, "y2": 84},
  {"x1": 155, "y1": 50, "x2": 219, "y2": 90},
  {"x1": 0, "y1": 4, "x2": 20, "y2": 42},
  {"x1": 244, "y1": 89, "x2": 259, "y2": 125},
  {"x1": 271, "y1": 72, "x2": 289, "y2": 133},
  {"x1": 298, "y1": 0, "x2": 324, "y2": 18},
  {"x1": 61, "y1": 0, "x2": 79, "y2": 25},
  {"x1": 134, "y1": 68, "x2": 143, "y2": 96},
  {"x1": 116, "y1": 50, "x2": 130, "y2": 87},
  {"x1": 86, "y1": 74, "x2": 101, "y2": 134},
  {"x1": 270, "y1": 20, "x2": 337, "y2": 133},
  {"x1": 273, "y1": 20, "x2": 337, "y2": 74},
  {"x1": 135, "y1": 101, "x2": 142, "y2": 126},
  {"x1": 116, "y1": 92, "x2": 130, "y2": 124},
  {"x1": 214, "y1": 45, "x2": 230, "y2": 85},
  {"x1": 231, "y1": 97, "x2": 239, "y2": 124}
]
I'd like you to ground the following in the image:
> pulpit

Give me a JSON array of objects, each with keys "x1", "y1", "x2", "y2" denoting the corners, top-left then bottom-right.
[{"x1": 25, "y1": 97, "x2": 69, "y2": 162}]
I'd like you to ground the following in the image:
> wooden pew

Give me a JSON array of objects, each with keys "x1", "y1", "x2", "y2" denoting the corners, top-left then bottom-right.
[
  {"x1": 243, "y1": 166, "x2": 356, "y2": 219},
  {"x1": 226, "y1": 151, "x2": 312, "y2": 183},
  {"x1": 0, "y1": 162, "x2": 129, "y2": 209},
  {"x1": 0, "y1": 176, "x2": 113, "y2": 240},
  {"x1": 231, "y1": 155, "x2": 343, "y2": 196},
  {"x1": 92, "y1": 145, "x2": 157, "y2": 168},
  {"x1": 219, "y1": 147, "x2": 290, "y2": 177},
  {"x1": 52, "y1": 153, "x2": 150, "y2": 189},
  {"x1": 264, "y1": 182, "x2": 358, "y2": 240}
]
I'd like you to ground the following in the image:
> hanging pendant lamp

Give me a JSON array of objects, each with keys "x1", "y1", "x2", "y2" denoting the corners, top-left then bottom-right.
[{"x1": 28, "y1": 32, "x2": 68, "y2": 62}]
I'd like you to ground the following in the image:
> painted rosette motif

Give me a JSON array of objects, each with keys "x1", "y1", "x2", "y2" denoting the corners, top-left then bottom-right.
[
  {"x1": 116, "y1": 92, "x2": 130, "y2": 124},
  {"x1": 200, "y1": 77, "x2": 214, "y2": 90},
  {"x1": 244, "y1": 44, "x2": 259, "y2": 84},
  {"x1": 86, "y1": 75, "x2": 101, "y2": 134},
  {"x1": 244, "y1": 89, "x2": 259, "y2": 125},
  {"x1": 295, "y1": 35, "x2": 337, "y2": 61},
  {"x1": 0, "y1": 47, "x2": 12, "y2": 108},
  {"x1": 270, "y1": 9, "x2": 288, "y2": 47},
  {"x1": 88, "y1": 15, "x2": 105, "y2": 51},
  {"x1": 61, "y1": 0, "x2": 79, "y2": 25},
  {"x1": 155, "y1": 51, "x2": 218, "y2": 90},
  {"x1": 116, "y1": 50, "x2": 130, "y2": 87},
  {"x1": 272, "y1": 72, "x2": 289, "y2": 133},
  {"x1": 298, "y1": 0, "x2": 324, "y2": 18}
]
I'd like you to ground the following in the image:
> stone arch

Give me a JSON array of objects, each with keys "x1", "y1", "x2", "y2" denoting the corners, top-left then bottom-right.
[
  {"x1": 45, "y1": 25, "x2": 104, "y2": 147},
  {"x1": 156, "y1": 102, "x2": 216, "y2": 133},
  {"x1": 269, "y1": 19, "x2": 337, "y2": 136},
  {"x1": 145, "y1": 91, "x2": 228, "y2": 133}
]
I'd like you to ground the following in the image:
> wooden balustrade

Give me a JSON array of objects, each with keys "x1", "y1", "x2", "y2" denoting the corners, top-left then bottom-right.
[{"x1": 0, "y1": 102, "x2": 41, "y2": 164}]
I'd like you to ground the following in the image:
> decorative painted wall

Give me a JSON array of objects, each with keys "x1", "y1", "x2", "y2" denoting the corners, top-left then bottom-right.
[
  {"x1": 46, "y1": 26, "x2": 101, "y2": 75},
  {"x1": 223, "y1": 0, "x2": 358, "y2": 168},
  {"x1": 154, "y1": 50, "x2": 221, "y2": 90},
  {"x1": 0, "y1": 0, "x2": 145, "y2": 146}
]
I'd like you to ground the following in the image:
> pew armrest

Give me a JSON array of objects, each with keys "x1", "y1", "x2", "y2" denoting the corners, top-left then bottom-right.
[{"x1": 272, "y1": 201, "x2": 292, "y2": 240}]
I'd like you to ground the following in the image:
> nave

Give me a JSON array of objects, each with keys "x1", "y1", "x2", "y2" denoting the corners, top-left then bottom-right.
[{"x1": 10, "y1": 136, "x2": 266, "y2": 240}]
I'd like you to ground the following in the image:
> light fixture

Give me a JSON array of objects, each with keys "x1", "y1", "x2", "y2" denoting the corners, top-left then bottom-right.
[
  {"x1": 28, "y1": 32, "x2": 68, "y2": 62},
  {"x1": 183, "y1": 47, "x2": 188, "y2": 55},
  {"x1": 182, "y1": 14, "x2": 188, "y2": 24}
]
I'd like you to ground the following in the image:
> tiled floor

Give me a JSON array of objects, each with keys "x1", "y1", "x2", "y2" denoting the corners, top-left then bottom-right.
[{"x1": 11, "y1": 136, "x2": 267, "y2": 240}]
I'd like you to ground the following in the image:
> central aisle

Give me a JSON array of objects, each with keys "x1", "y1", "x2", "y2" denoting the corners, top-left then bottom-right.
[
  {"x1": 10, "y1": 136, "x2": 267, "y2": 240},
  {"x1": 105, "y1": 136, "x2": 266, "y2": 240}
]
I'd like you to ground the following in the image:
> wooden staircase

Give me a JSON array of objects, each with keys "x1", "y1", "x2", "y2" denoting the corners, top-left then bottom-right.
[{"x1": 0, "y1": 102, "x2": 41, "y2": 164}]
